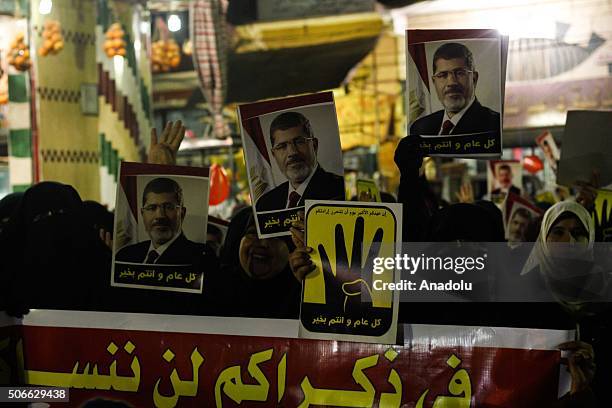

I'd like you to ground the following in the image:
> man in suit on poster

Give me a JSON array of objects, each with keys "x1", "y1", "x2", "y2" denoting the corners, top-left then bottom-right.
[
  {"x1": 255, "y1": 111, "x2": 344, "y2": 211},
  {"x1": 409, "y1": 42, "x2": 500, "y2": 137},
  {"x1": 116, "y1": 177, "x2": 206, "y2": 264},
  {"x1": 507, "y1": 207, "x2": 532, "y2": 245},
  {"x1": 492, "y1": 164, "x2": 521, "y2": 196}
]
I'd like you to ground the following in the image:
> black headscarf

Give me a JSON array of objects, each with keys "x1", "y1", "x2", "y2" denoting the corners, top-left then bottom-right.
[
  {"x1": 220, "y1": 206, "x2": 253, "y2": 268},
  {"x1": 1, "y1": 182, "x2": 110, "y2": 315},
  {"x1": 475, "y1": 200, "x2": 506, "y2": 241},
  {"x1": 0, "y1": 192, "x2": 23, "y2": 245},
  {"x1": 82, "y1": 200, "x2": 114, "y2": 235},
  {"x1": 0, "y1": 192, "x2": 23, "y2": 224},
  {"x1": 429, "y1": 202, "x2": 505, "y2": 242},
  {"x1": 0, "y1": 192, "x2": 24, "y2": 315}
]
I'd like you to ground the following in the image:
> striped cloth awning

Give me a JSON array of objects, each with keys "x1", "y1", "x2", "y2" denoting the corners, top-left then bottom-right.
[{"x1": 190, "y1": 0, "x2": 230, "y2": 138}]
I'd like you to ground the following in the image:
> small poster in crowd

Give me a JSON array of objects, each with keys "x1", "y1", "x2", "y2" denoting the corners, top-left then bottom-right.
[
  {"x1": 487, "y1": 160, "x2": 523, "y2": 203},
  {"x1": 239, "y1": 92, "x2": 345, "y2": 238},
  {"x1": 299, "y1": 200, "x2": 401, "y2": 344},
  {"x1": 594, "y1": 189, "x2": 612, "y2": 242},
  {"x1": 535, "y1": 130, "x2": 559, "y2": 171},
  {"x1": 558, "y1": 110, "x2": 612, "y2": 187},
  {"x1": 503, "y1": 193, "x2": 543, "y2": 246},
  {"x1": 356, "y1": 178, "x2": 381, "y2": 202},
  {"x1": 535, "y1": 191, "x2": 557, "y2": 206},
  {"x1": 406, "y1": 29, "x2": 507, "y2": 158},
  {"x1": 111, "y1": 162, "x2": 210, "y2": 293}
]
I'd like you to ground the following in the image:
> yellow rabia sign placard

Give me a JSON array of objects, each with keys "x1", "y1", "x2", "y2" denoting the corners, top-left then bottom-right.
[
  {"x1": 356, "y1": 179, "x2": 381, "y2": 202},
  {"x1": 301, "y1": 201, "x2": 401, "y2": 343},
  {"x1": 594, "y1": 189, "x2": 612, "y2": 242}
]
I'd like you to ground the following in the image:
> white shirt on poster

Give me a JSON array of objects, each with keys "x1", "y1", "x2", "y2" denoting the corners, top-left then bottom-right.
[
  {"x1": 144, "y1": 231, "x2": 181, "y2": 263},
  {"x1": 438, "y1": 95, "x2": 476, "y2": 135},
  {"x1": 286, "y1": 164, "x2": 318, "y2": 208}
]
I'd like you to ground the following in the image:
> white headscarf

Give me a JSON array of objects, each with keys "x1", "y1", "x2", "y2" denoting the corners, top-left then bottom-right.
[
  {"x1": 521, "y1": 201, "x2": 595, "y2": 276},
  {"x1": 521, "y1": 201, "x2": 609, "y2": 307}
]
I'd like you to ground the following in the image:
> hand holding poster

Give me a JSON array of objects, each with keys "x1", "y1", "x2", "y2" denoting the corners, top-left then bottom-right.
[
  {"x1": 300, "y1": 200, "x2": 402, "y2": 344},
  {"x1": 112, "y1": 162, "x2": 210, "y2": 293},
  {"x1": 238, "y1": 92, "x2": 345, "y2": 238},
  {"x1": 406, "y1": 29, "x2": 507, "y2": 158}
]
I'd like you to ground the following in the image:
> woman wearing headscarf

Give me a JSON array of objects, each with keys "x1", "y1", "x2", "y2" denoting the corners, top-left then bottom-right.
[
  {"x1": 1, "y1": 182, "x2": 111, "y2": 315},
  {"x1": 0, "y1": 192, "x2": 24, "y2": 315},
  {"x1": 216, "y1": 206, "x2": 301, "y2": 319},
  {"x1": 0, "y1": 192, "x2": 23, "y2": 234},
  {"x1": 518, "y1": 201, "x2": 611, "y2": 407},
  {"x1": 521, "y1": 201, "x2": 609, "y2": 305}
]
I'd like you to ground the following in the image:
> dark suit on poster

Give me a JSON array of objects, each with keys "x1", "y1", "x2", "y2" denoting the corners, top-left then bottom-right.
[
  {"x1": 409, "y1": 99, "x2": 500, "y2": 136},
  {"x1": 255, "y1": 166, "x2": 345, "y2": 211},
  {"x1": 116, "y1": 233, "x2": 206, "y2": 265},
  {"x1": 492, "y1": 185, "x2": 521, "y2": 196}
]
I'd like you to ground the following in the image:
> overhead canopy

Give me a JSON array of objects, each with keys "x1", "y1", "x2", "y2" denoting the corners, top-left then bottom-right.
[{"x1": 154, "y1": 12, "x2": 384, "y2": 107}]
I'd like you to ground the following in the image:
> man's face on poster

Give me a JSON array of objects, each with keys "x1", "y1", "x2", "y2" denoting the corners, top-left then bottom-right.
[
  {"x1": 271, "y1": 126, "x2": 318, "y2": 187},
  {"x1": 496, "y1": 167, "x2": 513, "y2": 189},
  {"x1": 141, "y1": 191, "x2": 185, "y2": 247},
  {"x1": 509, "y1": 210, "x2": 530, "y2": 242},
  {"x1": 433, "y1": 57, "x2": 478, "y2": 115}
]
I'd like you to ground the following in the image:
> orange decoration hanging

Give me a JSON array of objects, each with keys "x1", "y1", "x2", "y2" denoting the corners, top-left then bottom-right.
[
  {"x1": 209, "y1": 164, "x2": 230, "y2": 205},
  {"x1": 151, "y1": 39, "x2": 181, "y2": 73},
  {"x1": 8, "y1": 33, "x2": 31, "y2": 71},
  {"x1": 38, "y1": 20, "x2": 64, "y2": 56},
  {"x1": 103, "y1": 23, "x2": 126, "y2": 58}
]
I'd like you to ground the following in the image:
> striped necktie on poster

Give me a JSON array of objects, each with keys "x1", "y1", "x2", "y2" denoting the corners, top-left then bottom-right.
[
  {"x1": 288, "y1": 191, "x2": 301, "y2": 208},
  {"x1": 440, "y1": 120, "x2": 454, "y2": 135},
  {"x1": 146, "y1": 250, "x2": 159, "y2": 264}
]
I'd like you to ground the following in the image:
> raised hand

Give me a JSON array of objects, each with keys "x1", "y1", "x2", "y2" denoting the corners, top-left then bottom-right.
[
  {"x1": 99, "y1": 228, "x2": 113, "y2": 250},
  {"x1": 575, "y1": 170, "x2": 600, "y2": 212},
  {"x1": 455, "y1": 182, "x2": 474, "y2": 203},
  {"x1": 394, "y1": 135, "x2": 424, "y2": 177},
  {"x1": 148, "y1": 120, "x2": 185, "y2": 165}
]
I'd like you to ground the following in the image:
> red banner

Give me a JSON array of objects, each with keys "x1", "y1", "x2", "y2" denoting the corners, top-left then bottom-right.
[{"x1": 0, "y1": 311, "x2": 571, "y2": 407}]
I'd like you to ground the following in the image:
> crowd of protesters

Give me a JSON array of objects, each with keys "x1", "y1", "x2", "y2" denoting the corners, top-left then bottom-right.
[{"x1": 0, "y1": 121, "x2": 609, "y2": 407}]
